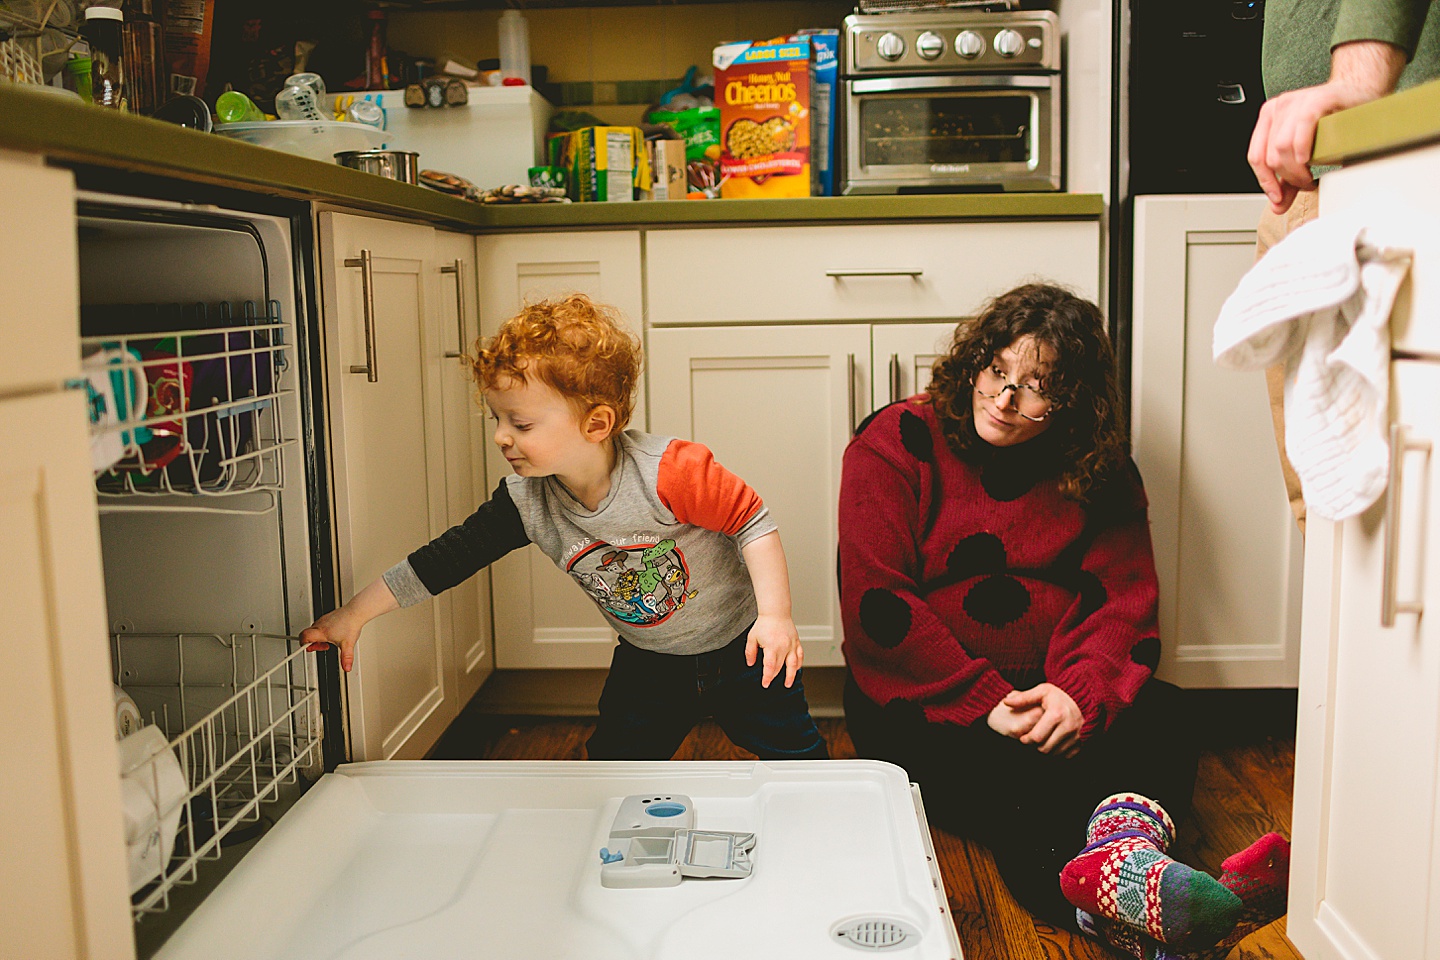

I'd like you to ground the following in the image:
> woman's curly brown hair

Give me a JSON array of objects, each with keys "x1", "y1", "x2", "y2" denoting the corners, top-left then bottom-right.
[
  {"x1": 470, "y1": 294, "x2": 641, "y2": 436},
  {"x1": 927, "y1": 283, "x2": 1127, "y2": 502}
]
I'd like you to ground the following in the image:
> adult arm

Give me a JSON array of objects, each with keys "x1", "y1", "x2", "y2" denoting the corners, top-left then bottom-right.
[
  {"x1": 838, "y1": 437, "x2": 1015, "y2": 726},
  {"x1": 1249, "y1": 0, "x2": 1427, "y2": 213},
  {"x1": 1043, "y1": 467, "x2": 1161, "y2": 742}
]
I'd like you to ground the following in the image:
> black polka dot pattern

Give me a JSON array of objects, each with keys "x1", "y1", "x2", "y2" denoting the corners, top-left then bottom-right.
[
  {"x1": 899, "y1": 410, "x2": 934, "y2": 463},
  {"x1": 1075, "y1": 571, "x2": 1108, "y2": 622},
  {"x1": 881, "y1": 697, "x2": 928, "y2": 727},
  {"x1": 980, "y1": 457, "x2": 1041, "y2": 501},
  {"x1": 860, "y1": 588, "x2": 912, "y2": 649},
  {"x1": 963, "y1": 575, "x2": 1031, "y2": 627},
  {"x1": 1132, "y1": 636, "x2": 1161, "y2": 670},
  {"x1": 946, "y1": 533, "x2": 1007, "y2": 580}
]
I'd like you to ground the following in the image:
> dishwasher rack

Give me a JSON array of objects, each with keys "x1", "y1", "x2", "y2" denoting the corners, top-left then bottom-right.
[
  {"x1": 80, "y1": 300, "x2": 297, "y2": 514},
  {"x1": 112, "y1": 632, "x2": 322, "y2": 922}
]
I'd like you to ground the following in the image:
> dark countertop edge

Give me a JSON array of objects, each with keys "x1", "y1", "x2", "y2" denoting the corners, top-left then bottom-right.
[
  {"x1": 0, "y1": 85, "x2": 1103, "y2": 229},
  {"x1": 1313, "y1": 77, "x2": 1440, "y2": 167}
]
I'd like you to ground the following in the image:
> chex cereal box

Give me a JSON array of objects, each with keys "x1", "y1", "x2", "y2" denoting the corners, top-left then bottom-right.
[{"x1": 713, "y1": 37, "x2": 812, "y2": 199}]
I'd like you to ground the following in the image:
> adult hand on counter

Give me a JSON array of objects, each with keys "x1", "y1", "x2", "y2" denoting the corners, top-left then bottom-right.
[
  {"x1": 1248, "y1": 39, "x2": 1408, "y2": 215},
  {"x1": 999, "y1": 683, "x2": 1082, "y2": 758},
  {"x1": 300, "y1": 577, "x2": 399, "y2": 672}
]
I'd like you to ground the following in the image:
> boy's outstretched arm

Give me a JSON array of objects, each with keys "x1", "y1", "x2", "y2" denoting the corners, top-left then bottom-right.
[
  {"x1": 300, "y1": 577, "x2": 399, "y2": 673},
  {"x1": 740, "y1": 530, "x2": 803, "y2": 688}
]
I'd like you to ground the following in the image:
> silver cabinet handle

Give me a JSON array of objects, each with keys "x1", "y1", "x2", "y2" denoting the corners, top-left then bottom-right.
[
  {"x1": 846, "y1": 353, "x2": 858, "y2": 436},
  {"x1": 889, "y1": 353, "x2": 901, "y2": 404},
  {"x1": 1382, "y1": 421, "x2": 1431, "y2": 627},
  {"x1": 345, "y1": 249, "x2": 378, "y2": 383},
  {"x1": 440, "y1": 259, "x2": 466, "y2": 360},
  {"x1": 826, "y1": 268, "x2": 924, "y2": 279}
]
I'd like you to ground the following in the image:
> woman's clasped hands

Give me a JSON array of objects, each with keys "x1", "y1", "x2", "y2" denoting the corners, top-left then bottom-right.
[{"x1": 986, "y1": 682, "x2": 1083, "y2": 759}]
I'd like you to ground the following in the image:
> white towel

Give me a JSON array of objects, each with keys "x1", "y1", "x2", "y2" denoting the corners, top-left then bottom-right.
[{"x1": 1213, "y1": 209, "x2": 1413, "y2": 521}]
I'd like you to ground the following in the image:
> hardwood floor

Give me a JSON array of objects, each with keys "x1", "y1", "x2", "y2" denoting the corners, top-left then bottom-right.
[{"x1": 431, "y1": 690, "x2": 1301, "y2": 960}]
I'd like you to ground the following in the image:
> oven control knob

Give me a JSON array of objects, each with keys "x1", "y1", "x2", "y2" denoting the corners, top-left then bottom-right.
[
  {"x1": 994, "y1": 29, "x2": 1025, "y2": 58},
  {"x1": 955, "y1": 30, "x2": 984, "y2": 59},
  {"x1": 876, "y1": 31, "x2": 906, "y2": 61},
  {"x1": 916, "y1": 31, "x2": 945, "y2": 60}
]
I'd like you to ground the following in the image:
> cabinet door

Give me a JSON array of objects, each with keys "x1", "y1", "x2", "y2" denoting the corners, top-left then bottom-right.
[
  {"x1": 0, "y1": 151, "x2": 77, "y2": 393},
  {"x1": 1290, "y1": 359, "x2": 1440, "y2": 960},
  {"x1": 870, "y1": 322, "x2": 956, "y2": 413},
  {"x1": 319, "y1": 212, "x2": 456, "y2": 759},
  {"x1": 432, "y1": 231, "x2": 493, "y2": 704},
  {"x1": 1130, "y1": 195, "x2": 1301, "y2": 687},
  {"x1": 0, "y1": 391, "x2": 134, "y2": 960},
  {"x1": 473, "y1": 231, "x2": 644, "y2": 668},
  {"x1": 648, "y1": 325, "x2": 872, "y2": 667}
]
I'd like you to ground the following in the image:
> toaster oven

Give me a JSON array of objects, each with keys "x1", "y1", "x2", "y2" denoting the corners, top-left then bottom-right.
[{"x1": 840, "y1": 9, "x2": 1062, "y2": 194}]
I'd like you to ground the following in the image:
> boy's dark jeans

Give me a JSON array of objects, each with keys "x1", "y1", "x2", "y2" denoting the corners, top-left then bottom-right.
[{"x1": 586, "y1": 626, "x2": 830, "y2": 761}]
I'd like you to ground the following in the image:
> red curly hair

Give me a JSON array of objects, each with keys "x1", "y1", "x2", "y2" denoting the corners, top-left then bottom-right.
[{"x1": 470, "y1": 294, "x2": 641, "y2": 436}]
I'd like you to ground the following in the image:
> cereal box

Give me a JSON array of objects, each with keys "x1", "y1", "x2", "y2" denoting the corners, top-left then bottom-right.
[
  {"x1": 548, "y1": 127, "x2": 652, "y2": 202},
  {"x1": 797, "y1": 29, "x2": 839, "y2": 196},
  {"x1": 713, "y1": 37, "x2": 812, "y2": 199}
]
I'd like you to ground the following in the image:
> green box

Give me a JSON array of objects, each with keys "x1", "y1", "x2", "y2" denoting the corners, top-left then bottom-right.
[{"x1": 548, "y1": 127, "x2": 651, "y2": 202}]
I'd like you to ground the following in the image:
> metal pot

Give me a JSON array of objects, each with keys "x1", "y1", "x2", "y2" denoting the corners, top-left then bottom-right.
[{"x1": 334, "y1": 149, "x2": 420, "y2": 184}]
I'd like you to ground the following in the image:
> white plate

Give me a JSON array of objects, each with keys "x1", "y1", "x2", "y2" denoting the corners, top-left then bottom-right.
[{"x1": 214, "y1": 120, "x2": 393, "y2": 164}]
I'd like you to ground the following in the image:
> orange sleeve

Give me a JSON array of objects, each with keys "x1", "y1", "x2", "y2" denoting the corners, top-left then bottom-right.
[{"x1": 657, "y1": 439, "x2": 765, "y2": 535}]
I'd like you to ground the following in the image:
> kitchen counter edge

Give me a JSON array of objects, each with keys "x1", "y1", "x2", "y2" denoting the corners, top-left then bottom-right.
[
  {"x1": 1314, "y1": 77, "x2": 1440, "y2": 168},
  {"x1": 0, "y1": 85, "x2": 1103, "y2": 230}
]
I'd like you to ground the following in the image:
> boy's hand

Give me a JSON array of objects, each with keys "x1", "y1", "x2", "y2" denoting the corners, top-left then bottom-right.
[
  {"x1": 986, "y1": 695, "x2": 1042, "y2": 739},
  {"x1": 746, "y1": 614, "x2": 803, "y2": 688},
  {"x1": 300, "y1": 608, "x2": 363, "y2": 673}
]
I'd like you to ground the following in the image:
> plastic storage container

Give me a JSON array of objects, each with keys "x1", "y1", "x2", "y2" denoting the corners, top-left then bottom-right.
[
  {"x1": 213, "y1": 120, "x2": 389, "y2": 163},
  {"x1": 498, "y1": 9, "x2": 530, "y2": 85}
]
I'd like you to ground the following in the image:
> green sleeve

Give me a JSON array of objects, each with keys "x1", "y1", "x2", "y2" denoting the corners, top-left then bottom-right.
[{"x1": 1333, "y1": 0, "x2": 1433, "y2": 58}]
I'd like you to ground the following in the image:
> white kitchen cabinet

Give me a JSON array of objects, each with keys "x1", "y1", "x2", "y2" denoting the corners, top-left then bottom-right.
[
  {"x1": 1289, "y1": 140, "x2": 1440, "y2": 960},
  {"x1": 431, "y1": 231, "x2": 493, "y2": 704},
  {"x1": 1130, "y1": 194, "x2": 1301, "y2": 688},
  {"x1": 646, "y1": 221, "x2": 1101, "y2": 326},
  {"x1": 0, "y1": 153, "x2": 135, "y2": 960},
  {"x1": 473, "y1": 231, "x2": 644, "y2": 669},
  {"x1": 319, "y1": 212, "x2": 458, "y2": 759},
  {"x1": 647, "y1": 325, "x2": 873, "y2": 668},
  {"x1": 870, "y1": 322, "x2": 957, "y2": 410}
]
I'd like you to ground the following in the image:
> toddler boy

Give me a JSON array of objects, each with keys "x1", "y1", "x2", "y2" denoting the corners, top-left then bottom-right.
[{"x1": 302, "y1": 294, "x2": 828, "y2": 761}]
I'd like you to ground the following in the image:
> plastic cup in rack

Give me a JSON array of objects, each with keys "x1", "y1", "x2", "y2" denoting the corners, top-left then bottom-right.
[{"x1": 346, "y1": 99, "x2": 385, "y2": 129}]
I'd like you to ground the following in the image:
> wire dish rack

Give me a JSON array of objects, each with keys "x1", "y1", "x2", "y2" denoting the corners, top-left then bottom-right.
[
  {"x1": 79, "y1": 300, "x2": 296, "y2": 515},
  {"x1": 113, "y1": 632, "x2": 322, "y2": 922}
]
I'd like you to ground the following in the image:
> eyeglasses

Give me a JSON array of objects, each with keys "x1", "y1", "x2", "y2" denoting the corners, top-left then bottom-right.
[{"x1": 973, "y1": 365, "x2": 1054, "y2": 421}]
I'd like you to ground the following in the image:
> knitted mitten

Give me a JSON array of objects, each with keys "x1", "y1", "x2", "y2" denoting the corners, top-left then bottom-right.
[
  {"x1": 1073, "y1": 833, "x2": 1292, "y2": 960},
  {"x1": 1060, "y1": 793, "x2": 1241, "y2": 951}
]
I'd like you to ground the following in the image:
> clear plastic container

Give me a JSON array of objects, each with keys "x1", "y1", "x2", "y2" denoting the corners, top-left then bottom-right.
[
  {"x1": 498, "y1": 9, "x2": 530, "y2": 85},
  {"x1": 82, "y1": 6, "x2": 126, "y2": 110}
]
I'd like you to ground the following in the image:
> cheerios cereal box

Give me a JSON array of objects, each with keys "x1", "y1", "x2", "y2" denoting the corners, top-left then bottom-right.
[{"x1": 713, "y1": 37, "x2": 813, "y2": 199}]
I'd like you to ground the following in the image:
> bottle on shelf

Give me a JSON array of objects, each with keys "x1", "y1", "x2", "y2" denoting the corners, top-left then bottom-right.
[
  {"x1": 365, "y1": 9, "x2": 388, "y2": 89},
  {"x1": 121, "y1": 0, "x2": 166, "y2": 114},
  {"x1": 215, "y1": 90, "x2": 264, "y2": 123},
  {"x1": 498, "y1": 9, "x2": 530, "y2": 86},
  {"x1": 82, "y1": 6, "x2": 127, "y2": 110}
]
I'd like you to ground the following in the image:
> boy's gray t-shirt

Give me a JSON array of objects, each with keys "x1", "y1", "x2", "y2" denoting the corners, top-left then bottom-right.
[{"x1": 384, "y1": 431, "x2": 777, "y2": 655}]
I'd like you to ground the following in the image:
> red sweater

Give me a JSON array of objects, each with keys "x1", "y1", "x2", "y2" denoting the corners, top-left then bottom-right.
[{"x1": 839, "y1": 398, "x2": 1160, "y2": 740}]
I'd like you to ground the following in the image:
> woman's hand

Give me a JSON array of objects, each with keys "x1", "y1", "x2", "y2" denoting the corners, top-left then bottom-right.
[
  {"x1": 747, "y1": 614, "x2": 803, "y2": 688},
  {"x1": 986, "y1": 695, "x2": 1042, "y2": 739},
  {"x1": 1004, "y1": 683, "x2": 1083, "y2": 758}
]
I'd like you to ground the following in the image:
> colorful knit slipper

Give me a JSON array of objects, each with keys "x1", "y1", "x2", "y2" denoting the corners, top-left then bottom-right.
[{"x1": 1060, "y1": 793, "x2": 1241, "y2": 951}]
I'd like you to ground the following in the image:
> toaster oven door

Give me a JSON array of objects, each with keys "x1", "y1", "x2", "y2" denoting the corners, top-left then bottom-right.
[{"x1": 842, "y1": 74, "x2": 1060, "y2": 194}]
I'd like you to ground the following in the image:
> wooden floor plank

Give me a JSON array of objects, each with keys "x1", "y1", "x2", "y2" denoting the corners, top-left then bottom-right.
[{"x1": 434, "y1": 690, "x2": 1300, "y2": 960}]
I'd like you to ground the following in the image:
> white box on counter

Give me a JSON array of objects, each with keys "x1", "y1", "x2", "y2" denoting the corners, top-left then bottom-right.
[{"x1": 338, "y1": 85, "x2": 554, "y2": 191}]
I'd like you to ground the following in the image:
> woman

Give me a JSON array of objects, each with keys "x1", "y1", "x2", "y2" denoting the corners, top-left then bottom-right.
[{"x1": 839, "y1": 283, "x2": 1198, "y2": 928}]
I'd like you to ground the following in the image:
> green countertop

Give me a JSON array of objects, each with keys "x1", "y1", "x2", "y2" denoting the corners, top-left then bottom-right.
[
  {"x1": 1314, "y1": 77, "x2": 1440, "y2": 167},
  {"x1": 0, "y1": 84, "x2": 1102, "y2": 229}
]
